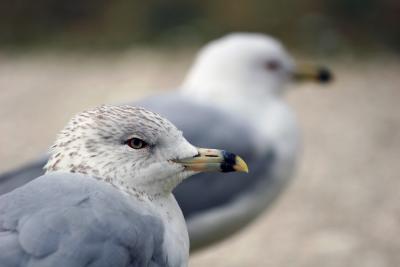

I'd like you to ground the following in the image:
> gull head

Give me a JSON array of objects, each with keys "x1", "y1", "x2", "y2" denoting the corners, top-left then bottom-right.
[
  {"x1": 182, "y1": 33, "x2": 332, "y2": 102},
  {"x1": 45, "y1": 105, "x2": 248, "y2": 195}
]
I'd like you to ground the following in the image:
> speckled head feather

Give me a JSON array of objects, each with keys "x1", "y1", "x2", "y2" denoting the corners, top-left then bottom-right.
[{"x1": 45, "y1": 105, "x2": 198, "y2": 195}]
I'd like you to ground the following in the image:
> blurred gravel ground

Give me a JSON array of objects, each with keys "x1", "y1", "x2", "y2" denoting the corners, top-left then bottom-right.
[{"x1": 0, "y1": 51, "x2": 399, "y2": 267}]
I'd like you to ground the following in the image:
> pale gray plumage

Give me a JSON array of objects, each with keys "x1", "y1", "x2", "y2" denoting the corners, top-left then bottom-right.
[
  {"x1": 0, "y1": 32, "x2": 332, "y2": 251},
  {"x1": 0, "y1": 157, "x2": 47, "y2": 195},
  {"x1": 0, "y1": 105, "x2": 248, "y2": 266},
  {"x1": 1, "y1": 105, "x2": 200, "y2": 267},
  {"x1": 0, "y1": 173, "x2": 166, "y2": 267}
]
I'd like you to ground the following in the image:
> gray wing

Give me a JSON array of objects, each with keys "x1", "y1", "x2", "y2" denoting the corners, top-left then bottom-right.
[
  {"x1": 137, "y1": 93, "x2": 276, "y2": 218},
  {"x1": 0, "y1": 173, "x2": 168, "y2": 267},
  {"x1": 0, "y1": 156, "x2": 47, "y2": 195}
]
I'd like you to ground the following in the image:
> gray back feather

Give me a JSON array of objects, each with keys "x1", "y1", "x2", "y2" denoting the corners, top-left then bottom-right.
[
  {"x1": 0, "y1": 173, "x2": 168, "y2": 267},
  {"x1": 0, "y1": 156, "x2": 47, "y2": 195}
]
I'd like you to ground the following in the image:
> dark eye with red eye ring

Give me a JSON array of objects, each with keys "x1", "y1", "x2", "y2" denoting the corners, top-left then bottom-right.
[
  {"x1": 265, "y1": 60, "x2": 281, "y2": 71},
  {"x1": 125, "y1": 138, "x2": 148, "y2": 149}
]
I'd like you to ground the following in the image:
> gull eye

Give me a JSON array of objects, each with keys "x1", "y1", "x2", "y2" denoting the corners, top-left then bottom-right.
[
  {"x1": 126, "y1": 138, "x2": 148, "y2": 149},
  {"x1": 265, "y1": 60, "x2": 281, "y2": 71}
]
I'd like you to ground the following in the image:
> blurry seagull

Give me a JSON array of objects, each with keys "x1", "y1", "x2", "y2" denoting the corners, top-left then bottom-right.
[
  {"x1": 140, "y1": 33, "x2": 332, "y2": 249},
  {"x1": 0, "y1": 105, "x2": 248, "y2": 267},
  {"x1": 0, "y1": 33, "x2": 332, "y2": 251}
]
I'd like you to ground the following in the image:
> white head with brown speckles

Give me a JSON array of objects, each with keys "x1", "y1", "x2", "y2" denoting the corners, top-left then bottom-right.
[{"x1": 45, "y1": 105, "x2": 248, "y2": 196}]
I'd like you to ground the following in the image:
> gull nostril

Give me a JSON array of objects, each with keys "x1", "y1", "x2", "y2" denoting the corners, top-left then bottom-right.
[{"x1": 205, "y1": 154, "x2": 218, "y2": 157}]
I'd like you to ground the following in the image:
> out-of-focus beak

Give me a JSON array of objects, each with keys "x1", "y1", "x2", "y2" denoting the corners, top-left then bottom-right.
[
  {"x1": 173, "y1": 148, "x2": 248, "y2": 173},
  {"x1": 293, "y1": 64, "x2": 333, "y2": 84}
]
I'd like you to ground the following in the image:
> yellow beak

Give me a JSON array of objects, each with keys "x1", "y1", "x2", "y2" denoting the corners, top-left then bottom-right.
[
  {"x1": 293, "y1": 64, "x2": 333, "y2": 83},
  {"x1": 173, "y1": 148, "x2": 248, "y2": 173}
]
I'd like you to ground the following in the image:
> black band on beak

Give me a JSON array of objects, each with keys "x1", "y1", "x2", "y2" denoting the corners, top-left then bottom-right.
[
  {"x1": 317, "y1": 67, "x2": 333, "y2": 83},
  {"x1": 220, "y1": 151, "x2": 237, "y2": 172},
  {"x1": 173, "y1": 148, "x2": 248, "y2": 173}
]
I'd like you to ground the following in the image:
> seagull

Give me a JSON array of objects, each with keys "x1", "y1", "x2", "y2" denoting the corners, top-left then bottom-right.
[
  {"x1": 0, "y1": 105, "x2": 248, "y2": 267},
  {"x1": 0, "y1": 32, "x2": 332, "y2": 251},
  {"x1": 141, "y1": 33, "x2": 332, "y2": 249}
]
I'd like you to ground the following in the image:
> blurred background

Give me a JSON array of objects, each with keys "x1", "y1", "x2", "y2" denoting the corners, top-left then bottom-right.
[
  {"x1": 0, "y1": 1, "x2": 399, "y2": 266},
  {"x1": 0, "y1": 0, "x2": 399, "y2": 53}
]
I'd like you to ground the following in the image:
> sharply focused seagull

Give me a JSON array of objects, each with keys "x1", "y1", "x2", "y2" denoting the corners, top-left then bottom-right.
[
  {"x1": 0, "y1": 105, "x2": 248, "y2": 267},
  {"x1": 0, "y1": 33, "x2": 332, "y2": 251}
]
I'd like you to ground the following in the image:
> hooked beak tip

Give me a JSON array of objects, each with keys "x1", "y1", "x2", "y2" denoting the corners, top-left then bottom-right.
[
  {"x1": 233, "y1": 155, "x2": 249, "y2": 173},
  {"x1": 220, "y1": 151, "x2": 249, "y2": 173}
]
